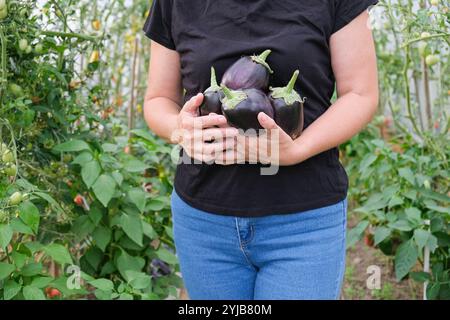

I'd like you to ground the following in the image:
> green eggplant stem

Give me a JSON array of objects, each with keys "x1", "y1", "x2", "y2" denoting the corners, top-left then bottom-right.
[
  {"x1": 286, "y1": 70, "x2": 300, "y2": 94},
  {"x1": 220, "y1": 85, "x2": 247, "y2": 109},
  {"x1": 221, "y1": 85, "x2": 234, "y2": 100},
  {"x1": 210, "y1": 67, "x2": 220, "y2": 90},
  {"x1": 259, "y1": 49, "x2": 271, "y2": 62},
  {"x1": 252, "y1": 50, "x2": 273, "y2": 73}
]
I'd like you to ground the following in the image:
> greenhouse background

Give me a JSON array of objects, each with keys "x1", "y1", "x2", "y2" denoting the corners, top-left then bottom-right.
[{"x1": 0, "y1": 0, "x2": 448, "y2": 300}]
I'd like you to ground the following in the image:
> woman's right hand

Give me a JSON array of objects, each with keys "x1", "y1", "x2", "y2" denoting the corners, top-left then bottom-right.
[{"x1": 171, "y1": 93, "x2": 239, "y2": 164}]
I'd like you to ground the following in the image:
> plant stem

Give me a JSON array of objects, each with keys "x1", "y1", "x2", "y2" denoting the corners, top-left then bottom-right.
[
  {"x1": 40, "y1": 30, "x2": 98, "y2": 42},
  {"x1": 401, "y1": 33, "x2": 449, "y2": 48},
  {"x1": 421, "y1": 58, "x2": 432, "y2": 130},
  {"x1": 0, "y1": 26, "x2": 7, "y2": 103},
  {"x1": 286, "y1": 70, "x2": 300, "y2": 94},
  {"x1": 127, "y1": 37, "x2": 139, "y2": 140}
]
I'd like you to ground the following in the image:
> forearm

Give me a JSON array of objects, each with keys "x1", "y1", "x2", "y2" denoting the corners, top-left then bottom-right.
[
  {"x1": 144, "y1": 97, "x2": 180, "y2": 144},
  {"x1": 293, "y1": 92, "x2": 378, "y2": 163}
]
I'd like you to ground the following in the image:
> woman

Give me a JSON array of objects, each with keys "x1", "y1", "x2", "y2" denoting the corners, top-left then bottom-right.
[{"x1": 143, "y1": 0, "x2": 379, "y2": 300}]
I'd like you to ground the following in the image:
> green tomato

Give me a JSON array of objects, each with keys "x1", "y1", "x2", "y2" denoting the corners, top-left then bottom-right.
[
  {"x1": 0, "y1": 210, "x2": 8, "y2": 223},
  {"x1": 425, "y1": 54, "x2": 440, "y2": 66},
  {"x1": 423, "y1": 180, "x2": 431, "y2": 189},
  {"x1": 9, "y1": 192, "x2": 23, "y2": 206},
  {"x1": 418, "y1": 42, "x2": 428, "y2": 57},
  {"x1": 0, "y1": 143, "x2": 7, "y2": 153},
  {"x1": 421, "y1": 32, "x2": 431, "y2": 38},
  {"x1": 9, "y1": 83, "x2": 23, "y2": 97},
  {"x1": 4, "y1": 164, "x2": 17, "y2": 176},
  {"x1": 19, "y1": 39, "x2": 28, "y2": 51},
  {"x1": 35, "y1": 43, "x2": 44, "y2": 53},
  {"x1": 2, "y1": 149, "x2": 14, "y2": 163},
  {"x1": 0, "y1": 0, "x2": 6, "y2": 11},
  {"x1": 25, "y1": 45, "x2": 32, "y2": 54},
  {"x1": 0, "y1": 7, "x2": 7, "y2": 20}
]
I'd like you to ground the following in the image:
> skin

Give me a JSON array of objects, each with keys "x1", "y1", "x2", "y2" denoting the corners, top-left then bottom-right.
[{"x1": 144, "y1": 11, "x2": 378, "y2": 166}]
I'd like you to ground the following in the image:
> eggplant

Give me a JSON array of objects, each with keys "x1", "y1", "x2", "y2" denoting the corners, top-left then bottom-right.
[
  {"x1": 221, "y1": 50, "x2": 273, "y2": 91},
  {"x1": 199, "y1": 67, "x2": 224, "y2": 116},
  {"x1": 221, "y1": 85, "x2": 274, "y2": 132},
  {"x1": 269, "y1": 70, "x2": 305, "y2": 139}
]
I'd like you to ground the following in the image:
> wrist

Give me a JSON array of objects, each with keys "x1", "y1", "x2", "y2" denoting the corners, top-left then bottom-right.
[{"x1": 292, "y1": 136, "x2": 312, "y2": 164}]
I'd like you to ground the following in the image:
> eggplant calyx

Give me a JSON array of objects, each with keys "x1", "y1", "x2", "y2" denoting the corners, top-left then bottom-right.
[
  {"x1": 205, "y1": 67, "x2": 221, "y2": 93},
  {"x1": 270, "y1": 70, "x2": 305, "y2": 105},
  {"x1": 251, "y1": 50, "x2": 274, "y2": 74},
  {"x1": 221, "y1": 85, "x2": 247, "y2": 110}
]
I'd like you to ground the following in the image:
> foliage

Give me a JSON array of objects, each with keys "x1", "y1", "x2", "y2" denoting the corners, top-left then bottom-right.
[{"x1": 0, "y1": 0, "x2": 179, "y2": 300}]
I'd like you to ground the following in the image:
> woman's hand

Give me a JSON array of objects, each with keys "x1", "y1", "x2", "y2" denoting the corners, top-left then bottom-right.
[
  {"x1": 172, "y1": 93, "x2": 239, "y2": 164},
  {"x1": 215, "y1": 112, "x2": 301, "y2": 166}
]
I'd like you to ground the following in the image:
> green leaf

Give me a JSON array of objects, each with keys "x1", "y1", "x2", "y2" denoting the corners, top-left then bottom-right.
[
  {"x1": 416, "y1": 187, "x2": 450, "y2": 203},
  {"x1": 11, "y1": 251, "x2": 28, "y2": 269},
  {"x1": 24, "y1": 242, "x2": 44, "y2": 253},
  {"x1": 111, "y1": 171, "x2": 123, "y2": 186},
  {"x1": 389, "y1": 220, "x2": 413, "y2": 231},
  {"x1": 131, "y1": 128, "x2": 154, "y2": 141},
  {"x1": 53, "y1": 140, "x2": 90, "y2": 152},
  {"x1": 142, "y1": 221, "x2": 157, "y2": 239},
  {"x1": 116, "y1": 250, "x2": 145, "y2": 279},
  {"x1": 20, "y1": 263, "x2": 43, "y2": 277},
  {"x1": 72, "y1": 151, "x2": 93, "y2": 165},
  {"x1": 426, "y1": 234, "x2": 438, "y2": 253},
  {"x1": 146, "y1": 200, "x2": 166, "y2": 211},
  {"x1": 10, "y1": 218, "x2": 33, "y2": 235},
  {"x1": 102, "y1": 143, "x2": 118, "y2": 153},
  {"x1": 72, "y1": 215, "x2": 96, "y2": 239},
  {"x1": 426, "y1": 282, "x2": 441, "y2": 300},
  {"x1": 155, "y1": 248, "x2": 178, "y2": 265},
  {"x1": 92, "y1": 226, "x2": 111, "y2": 252},
  {"x1": 410, "y1": 272, "x2": 431, "y2": 283},
  {"x1": 19, "y1": 201, "x2": 40, "y2": 234},
  {"x1": 388, "y1": 195, "x2": 404, "y2": 208},
  {"x1": 82, "y1": 160, "x2": 101, "y2": 188},
  {"x1": 89, "y1": 278, "x2": 114, "y2": 291},
  {"x1": 0, "y1": 262, "x2": 15, "y2": 280},
  {"x1": 34, "y1": 192, "x2": 64, "y2": 214},
  {"x1": 405, "y1": 207, "x2": 422, "y2": 225},
  {"x1": 43, "y1": 244, "x2": 72, "y2": 265},
  {"x1": 89, "y1": 206, "x2": 103, "y2": 226},
  {"x1": 0, "y1": 224, "x2": 13, "y2": 250},
  {"x1": 3, "y1": 280, "x2": 21, "y2": 300},
  {"x1": 23, "y1": 286, "x2": 46, "y2": 300},
  {"x1": 359, "y1": 154, "x2": 378, "y2": 173},
  {"x1": 31, "y1": 276, "x2": 53, "y2": 288},
  {"x1": 127, "y1": 188, "x2": 146, "y2": 213},
  {"x1": 124, "y1": 271, "x2": 151, "y2": 289},
  {"x1": 118, "y1": 293, "x2": 134, "y2": 300},
  {"x1": 120, "y1": 213, "x2": 143, "y2": 246},
  {"x1": 395, "y1": 239, "x2": 419, "y2": 281},
  {"x1": 398, "y1": 167, "x2": 415, "y2": 185},
  {"x1": 374, "y1": 226, "x2": 391, "y2": 245},
  {"x1": 346, "y1": 221, "x2": 369, "y2": 248},
  {"x1": 92, "y1": 174, "x2": 116, "y2": 207},
  {"x1": 123, "y1": 158, "x2": 149, "y2": 173},
  {"x1": 413, "y1": 229, "x2": 430, "y2": 251}
]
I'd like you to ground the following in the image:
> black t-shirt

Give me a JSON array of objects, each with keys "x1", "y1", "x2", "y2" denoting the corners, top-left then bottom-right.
[{"x1": 143, "y1": 0, "x2": 378, "y2": 217}]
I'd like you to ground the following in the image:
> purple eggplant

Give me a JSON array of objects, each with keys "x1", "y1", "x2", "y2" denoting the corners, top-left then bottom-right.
[
  {"x1": 221, "y1": 85, "x2": 274, "y2": 132},
  {"x1": 221, "y1": 50, "x2": 274, "y2": 91},
  {"x1": 200, "y1": 67, "x2": 224, "y2": 116},
  {"x1": 269, "y1": 70, "x2": 305, "y2": 139}
]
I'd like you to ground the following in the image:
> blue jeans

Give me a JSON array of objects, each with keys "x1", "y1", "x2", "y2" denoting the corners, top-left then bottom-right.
[{"x1": 171, "y1": 189, "x2": 347, "y2": 300}]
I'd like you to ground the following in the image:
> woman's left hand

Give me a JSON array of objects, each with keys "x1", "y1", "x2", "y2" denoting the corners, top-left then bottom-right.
[{"x1": 215, "y1": 112, "x2": 301, "y2": 166}]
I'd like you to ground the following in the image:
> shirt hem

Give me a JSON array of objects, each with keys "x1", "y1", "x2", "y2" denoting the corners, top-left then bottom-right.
[{"x1": 173, "y1": 184, "x2": 348, "y2": 218}]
